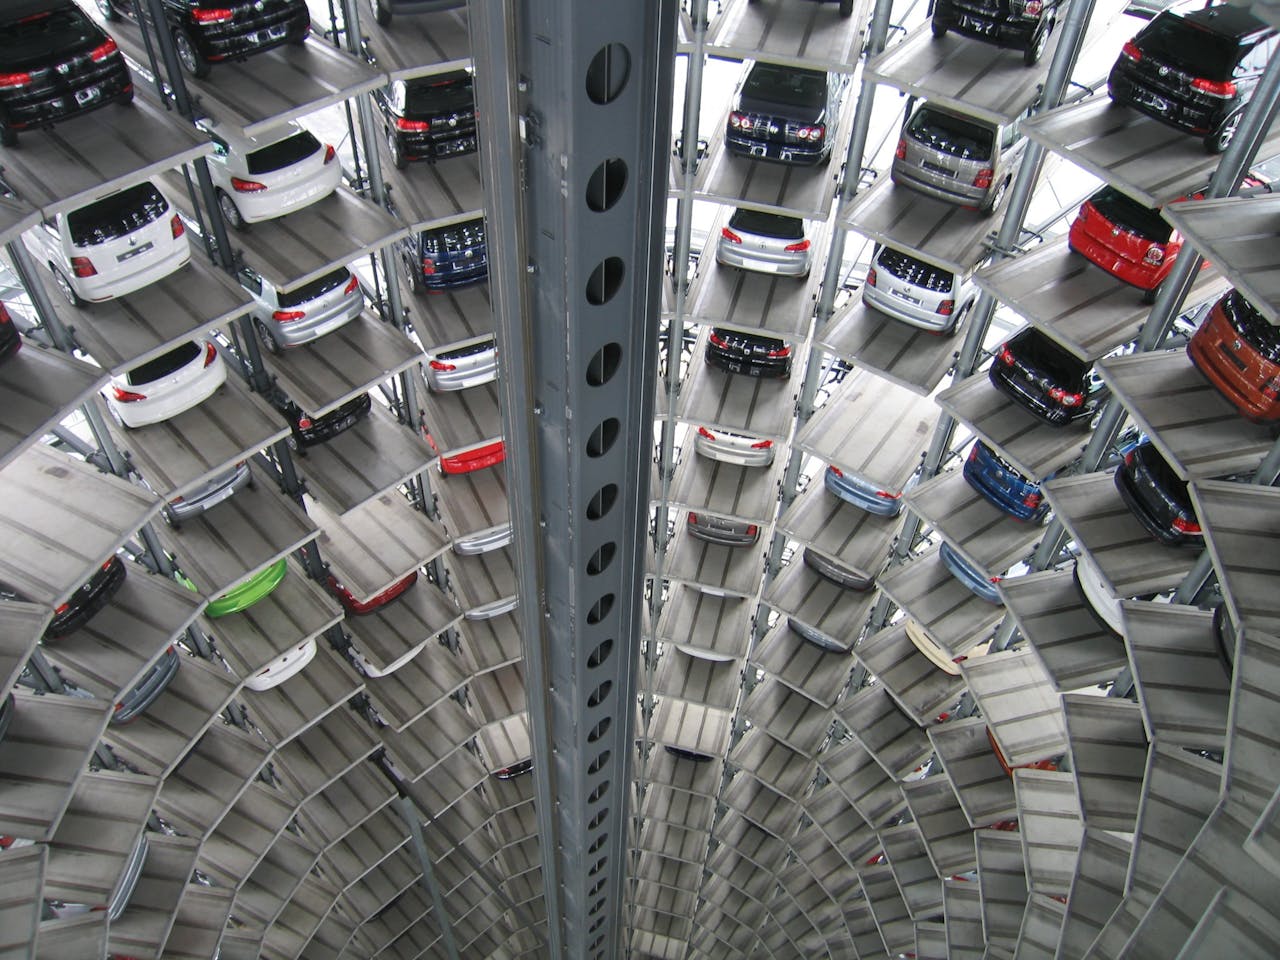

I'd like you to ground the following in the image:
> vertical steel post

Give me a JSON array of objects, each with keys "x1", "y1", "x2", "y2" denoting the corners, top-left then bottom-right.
[{"x1": 395, "y1": 796, "x2": 462, "y2": 960}]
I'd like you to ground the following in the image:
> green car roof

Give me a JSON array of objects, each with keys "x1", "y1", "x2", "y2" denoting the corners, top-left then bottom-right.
[{"x1": 205, "y1": 557, "x2": 289, "y2": 618}]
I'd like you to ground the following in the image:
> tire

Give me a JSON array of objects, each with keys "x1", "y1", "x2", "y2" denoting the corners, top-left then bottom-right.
[
  {"x1": 52, "y1": 266, "x2": 82, "y2": 307},
  {"x1": 96, "y1": 0, "x2": 119, "y2": 20},
  {"x1": 217, "y1": 189, "x2": 247, "y2": 231},
  {"x1": 254, "y1": 317, "x2": 281, "y2": 355},
  {"x1": 402, "y1": 247, "x2": 424, "y2": 293},
  {"x1": 1024, "y1": 20, "x2": 1050, "y2": 66},
  {"x1": 116, "y1": 85, "x2": 134, "y2": 107},
  {"x1": 980, "y1": 176, "x2": 1009, "y2": 216},
  {"x1": 1140, "y1": 281, "x2": 1161, "y2": 306},
  {"x1": 174, "y1": 29, "x2": 210, "y2": 79},
  {"x1": 372, "y1": 0, "x2": 392, "y2": 25},
  {"x1": 0, "y1": 123, "x2": 15, "y2": 148},
  {"x1": 931, "y1": 17, "x2": 948, "y2": 38},
  {"x1": 947, "y1": 301, "x2": 971, "y2": 336},
  {"x1": 840, "y1": 0, "x2": 854, "y2": 15},
  {"x1": 1204, "y1": 111, "x2": 1241, "y2": 154},
  {"x1": 387, "y1": 127, "x2": 407, "y2": 170}
]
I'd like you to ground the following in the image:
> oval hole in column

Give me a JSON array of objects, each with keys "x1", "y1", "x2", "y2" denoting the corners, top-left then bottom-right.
[{"x1": 585, "y1": 43, "x2": 630, "y2": 104}]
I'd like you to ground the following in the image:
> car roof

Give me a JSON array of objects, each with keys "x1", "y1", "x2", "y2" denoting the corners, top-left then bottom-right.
[
  {"x1": 1168, "y1": 2, "x2": 1274, "y2": 41},
  {"x1": 200, "y1": 118, "x2": 307, "y2": 153},
  {"x1": 2, "y1": 0, "x2": 85, "y2": 22}
]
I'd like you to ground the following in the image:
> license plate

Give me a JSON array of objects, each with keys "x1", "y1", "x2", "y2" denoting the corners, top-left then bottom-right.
[
  {"x1": 750, "y1": 144, "x2": 767, "y2": 157},
  {"x1": 201, "y1": 484, "x2": 238, "y2": 510},
  {"x1": 958, "y1": 14, "x2": 997, "y2": 35},
  {"x1": 891, "y1": 289, "x2": 920, "y2": 304},
  {"x1": 921, "y1": 160, "x2": 955, "y2": 177},
  {"x1": 116, "y1": 241, "x2": 154, "y2": 262},
  {"x1": 74, "y1": 86, "x2": 100, "y2": 106},
  {"x1": 1135, "y1": 90, "x2": 1169, "y2": 112}
]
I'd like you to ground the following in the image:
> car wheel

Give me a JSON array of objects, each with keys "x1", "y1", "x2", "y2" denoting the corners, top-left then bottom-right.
[
  {"x1": 402, "y1": 248, "x2": 424, "y2": 293},
  {"x1": 174, "y1": 29, "x2": 210, "y2": 78},
  {"x1": 947, "y1": 301, "x2": 972, "y2": 336},
  {"x1": 254, "y1": 317, "x2": 281, "y2": 355},
  {"x1": 1024, "y1": 20, "x2": 1051, "y2": 66},
  {"x1": 96, "y1": 0, "x2": 119, "y2": 18},
  {"x1": 840, "y1": 0, "x2": 854, "y2": 15},
  {"x1": 0, "y1": 123, "x2": 15, "y2": 148},
  {"x1": 116, "y1": 84, "x2": 134, "y2": 107},
  {"x1": 1204, "y1": 111, "x2": 1241, "y2": 154},
  {"x1": 372, "y1": 0, "x2": 392, "y2": 26},
  {"x1": 217, "y1": 189, "x2": 247, "y2": 231},
  {"x1": 981, "y1": 176, "x2": 1009, "y2": 216},
  {"x1": 930, "y1": 17, "x2": 947, "y2": 38},
  {"x1": 1140, "y1": 281, "x2": 1161, "y2": 306},
  {"x1": 387, "y1": 128, "x2": 407, "y2": 170},
  {"x1": 52, "y1": 266, "x2": 82, "y2": 307}
]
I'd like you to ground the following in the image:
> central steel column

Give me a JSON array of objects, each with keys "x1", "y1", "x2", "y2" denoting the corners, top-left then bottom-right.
[{"x1": 470, "y1": 2, "x2": 678, "y2": 958}]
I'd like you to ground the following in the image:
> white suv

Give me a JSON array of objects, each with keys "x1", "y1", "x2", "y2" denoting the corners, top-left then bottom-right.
[
  {"x1": 862, "y1": 243, "x2": 976, "y2": 335},
  {"x1": 23, "y1": 179, "x2": 190, "y2": 305}
]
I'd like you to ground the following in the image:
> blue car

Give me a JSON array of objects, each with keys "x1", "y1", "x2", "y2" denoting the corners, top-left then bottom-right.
[
  {"x1": 962, "y1": 441, "x2": 1048, "y2": 522},
  {"x1": 401, "y1": 216, "x2": 488, "y2": 292},
  {"x1": 939, "y1": 541, "x2": 1003, "y2": 604},
  {"x1": 823, "y1": 464, "x2": 907, "y2": 517}
]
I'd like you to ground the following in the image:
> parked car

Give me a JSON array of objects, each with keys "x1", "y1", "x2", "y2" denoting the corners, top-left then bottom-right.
[
  {"x1": 422, "y1": 336, "x2": 497, "y2": 391},
  {"x1": 42, "y1": 830, "x2": 147, "y2": 921},
  {"x1": 1114, "y1": 439, "x2": 1205, "y2": 544},
  {"x1": 1108, "y1": 2, "x2": 1278, "y2": 153},
  {"x1": 97, "y1": 0, "x2": 311, "y2": 79},
  {"x1": 452, "y1": 522, "x2": 513, "y2": 556},
  {"x1": 108, "y1": 339, "x2": 226, "y2": 428},
  {"x1": 22, "y1": 179, "x2": 190, "y2": 305},
  {"x1": 786, "y1": 616, "x2": 850, "y2": 654},
  {"x1": 714, "y1": 208, "x2": 812, "y2": 278},
  {"x1": 963, "y1": 440, "x2": 1048, "y2": 522},
  {"x1": 112, "y1": 645, "x2": 179, "y2": 724},
  {"x1": 202, "y1": 120, "x2": 340, "y2": 229},
  {"x1": 1187, "y1": 288, "x2": 1280, "y2": 422},
  {"x1": 275, "y1": 392, "x2": 373, "y2": 449},
  {"x1": 988, "y1": 326, "x2": 1107, "y2": 426},
  {"x1": 163, "y1": 461, "x2": 253, "y2": 526},
  {"x1": 802, "y1": 545, "x2": 874, "y2": 591},
  {"x1": 692, "y1": 424, "x2": 775, "y2": 468},
  {"x1": 0, "y1": 555, "x2": 127, "y2": 639},
  {"x1": 939, "y1": 541, "x2": 1002, "y2": 604},
  {"x1": 1211, "y1": 601, "x2": 1236, "y2": 670},
  {"x1": 325, "y1": 569, "x2": 418, "y2": 616},
  {"x1": 400, "y1": 216, "x2": 487, "y2": 292},
  {"x1": 686, "y1": 510, "x2": 760, "y2": 547},
  {"x1": 1073, "y1": 550, "x2": 1123, "y2": 635},
  {"x1": 239, "y1": 263, "x2": 362, "y2": 353},
  {"x1": 862, "y1": 242, "x2": 976, "y2": 334},
  {"x1": 463, "y1": 594, "x2": 518, "y2": 620},
  {"x1": 704, "y1": 327, "x2": 792, "y2": 378},
  {"x1": 0, "y1": 0, "x2": 132, "y2": 147},
  {"x1": 891, "y1": 101, "x2": 1026, "y2": 213},
  {"x1": 204, "y1": 557, "x2": 288, "y2": 618},
  {"x1": 368, "y1": 0, "x2": 464, "y2": 27},
  {"x1": 930, "y1": 0, "x2": 1064, "y2": 65},
  {"x1": 243, "y1": 636, "x2": 316, "y2": 691},
  {"x1": 375, "y1": 70, "x2": 477, "y2": 169},
  {"x1": 439, "y1": 439, "x2": 505, "y2": 475},
  {"x1": 663, "y1": 745, "x2": 715, "y2": 763},
  {"x1": 823, "y1": 463, "x2": 908, "y2": 517},
  {"x1": 725, "y1": 61, "x2": 848, "y2": 166},
  {"x1": 0, "y1": 304, "x2": 21, "y2": 362}
]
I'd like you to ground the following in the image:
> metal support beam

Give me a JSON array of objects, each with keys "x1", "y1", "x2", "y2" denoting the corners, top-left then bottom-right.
[
  {"x1": 472, "y1": 3, "x2": 677, "y2": 959},
  {"x1": 395, "y1": 796, "x2": 462, "y2": 960}
]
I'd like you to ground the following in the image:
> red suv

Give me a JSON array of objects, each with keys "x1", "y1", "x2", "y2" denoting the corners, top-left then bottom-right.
[{"x1": 1187, "y1": 288, "x2": 1280, "y2": 422}]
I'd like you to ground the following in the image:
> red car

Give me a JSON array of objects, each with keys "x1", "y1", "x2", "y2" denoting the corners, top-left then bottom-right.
[
  {"x1": 0, "y1": 304, "x2": 19, "y2": 362},
  {"x1": 1187, "y1": 288, "x2": 1280, "y2": 422},
  {"x1": 326, "y1": 570, "x2": 418, "y2": 615},
  {"x1": 439, "y1": 439, "x2": 505, "y2": 475}
]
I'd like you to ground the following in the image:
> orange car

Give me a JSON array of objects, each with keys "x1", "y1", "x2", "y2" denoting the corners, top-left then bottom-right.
[{"x1": 1187, "y1": 289, "x2": 1280, "y2": 422}]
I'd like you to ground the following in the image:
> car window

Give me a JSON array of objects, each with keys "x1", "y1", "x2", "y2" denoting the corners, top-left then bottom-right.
[
  {"x1": 727, "y1": 208, "x2": 805, "y2": 240},
  {"x1": 1139, "y1": 14, "x2": 1240, "y2": 80},
  {"x1": 126, "y1": 341, "x2": 201, "y2": 386},
  {"x1": 247, "y1": 131, "x2": 322, "y2": 175},
  {"x1": 276, "y1": 267, "x2": 350, "y2": 308},
  {"x1": 906, "y1": 108, "x2": 994, "y2": 161},
  {"x1": 404, "y1": 73, "x2": 475, "y2": 115},
  {"x1": 211, "y1": 138, "x2": 229, "y2": 158},
  {"x1": 0, "y1": 6, "x2": 98, "y2": 64},
  {"x1": 66, "y1": 183, "x2": 169, "y2": 247},
  {"x1": 741, "y1": 63, "x2": 828, "y2": 110},
  {"x1": 238, "y1": 267, "x2": 263, "y2": 297}
]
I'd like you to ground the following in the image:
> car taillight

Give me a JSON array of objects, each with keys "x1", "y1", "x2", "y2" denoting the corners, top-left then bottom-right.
[
  {"x1": 698, "y1": 426, "x2": 716, "y2": 440},
  {"x1": 396, "y1": 117, "x2": 430, "y2": 132},
  {"x1": 203, "y1": 342, "x2": 217, "y2": 367},
  {"x1": 1172, "y1": 516, "x2": 1201, "y2": 535},
  {"x1": 1143, "y1": 244, "x2": 1165, "y2": 265},
  {"x1": 746, "y1": 524, "x2": 758, "y2": 536},
  {"x1": 767, "y1": 345, "x2": 790, "y2": 358},
  {"x1": 798, "y1": 125, "x2": 825, "y2": 142},
  {"x1": 687, "y1": 512, "x2": 699, "y2": 524},
  {"x1": 298, "y1": 417, "x2": 313, "y2": 429},
  {"x1": 171, "y1": 215, "x2": 184, "y2": 238},
  {"x1": 938, "y1": 299, "x2": 954, "y2": 316},
  {"x1": 1191, "y1": 77, "x2": 1237, "y2": 99},
  {"x1": 1047, "y1": 386, "x2": 1083, "y2": 406},
  {"x1": 192, "y1": 7, "x2": 234, "y2": 22},
  {"x1": 895, "y1": 137, "x2": 906, "y2": 160},
  {"x1": 729, "y1": 111, "x2": 749, "y2": 128},
  {"x1": 421, "y1": 258, "x2": 436, "y2": 275},
  {"x1": 112, "y1": 385, "x2": 147, "y2": 402},
  {"x1": 1120, "y1": 40, "x2": 1142, "y2": 62},
  {"x1": 0, "y1": 71, "x2": 32, "y2": 89},
  {"x1": 273, "y1": 309, "x2": 306, "y2": 322},
  {"x1": 989, "y1": 575, "x2": 1003, "y2": 584},
  {"x1": 1022, "y1": 492, "x2": 1042, "y2": 509},
  {"x1": 231, "y1": 177, "x2": 268, "y2": 192},
  {"x1": 968, "y1": 446, "x2": 978, "y2": 462},
  {"x1": 751, "y1": 439, "x2": 773, "y2": 449},
  {"x1": 343, "y1": 275, "x2": 360, "y2": 295},
  {"x1": 429, "y1": 360, "x2": 456, "y2": 371},
  {"x1": 323, "y1": 145, "x2": 336, "y2": 164},
  {"x1": 90, "y1": 38, "x2": 118, "y2": 61},
  {"x1": 721, "y1": 227, "x2": 742, "y2": 244},
  {"x1": 866, "y1": 267, "x2": 877, "y2": 287},
  {"x1": 974, "y1": 168, "x2": 994, "y2": 189},
  {"x1": 998, "y1": 345, "x2": 1015, "y2": 365},
  {"x1": 1262, "y1": 375, "x2": 1280, "y2": 399},
  {"x1": 1124, "y1": 450, "x2": 1136, "y2": 466},
  {"x1": 71, "y1": 256, "x2": 97, "y2": 278},
  {"x1": 829, "y1": 466, "x2": 844, "y2": 477},
  {"x1": 103, "y1": 559, "x2": 115, "y2": 572},
  {"x1": 55, "y1": 602, "x2": 69, "y2": 614},
  {"x1": 875, "y1": 490, "x2": 901, "y2": 500},
  {"x1": 1024, "y1": 0, "x2": 1042, "y2": 13},
  {"x1": 784, "y1": 239, "x2": 810, "y2": 252},
  {"x1": 709, "y1": 332, "x2": 728, "y2": 348}
]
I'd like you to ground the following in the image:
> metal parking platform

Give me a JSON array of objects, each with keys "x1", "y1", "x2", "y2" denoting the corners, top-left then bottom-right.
[
  {"x1": 420, "y1": 380, "x2": 503, "y2": 456},
  {"x1": 648, "y1": 696, "x2": 734, "y2": 758},
  {"x1": 154, "y1": 721, "x2": 272, "y2": 840},
  {"x1": 854, "y1": 620, "x2": 965, "y2": 727},
  {"x1": 740, "y1": 678, "x2": 833, "y2": 757},
  {"x1": 362, "y1": 641, "x2": 468, "y2": 733},
  {"x1": 1013, "y1": 767, "x2": 1082, "y2": 896},
  {"x1": 704, "y1": 0, "x2": 869, "y2": 72},
  {"x1": 817, "y1": 295, "x2": 961, "y2": 396},
  {"x1": 106, "y1": 835, "x2": 201, "y2": 959},
  {"x1": 403, "y1": 282, "x2": 493, "y2": 353},
  {"x1": 961, "y1": 647, "x2": 1067, "y2": 768},
  {"x1": 775, "y1": 475, "x2": 900, "y2": 585},
  {"x1": 433, "y1": 463, "x2": 510, "y2": 546},
  {"x1": 381, "y1": 149, "x2": 485, "y2": 233},
  {"x1": 447, "y1": 545, "x2": 518, "y2": 616},
  {"x1": 750, "y1": 622, "x2": 851, "y2": 709},
  {"x1": 666, "y1": 449, "x2": 784, "y2": 525},
  {"x1": 1194, "y1": 480, "x2": 1280, "y2": 637},
  {"x1": 656, "y1": 648, "x2": 741, "y2": 712},
  {"x1": 877, "y1": 547, "x2": 1005, "y2": 657},
  {"x1": 762, "y1": 555, "x2": 878, "y2": 652},
  {"x1": 239, "y1": 644, "x2": 365, "y2": 748},
  {"x1": 928, "y1": 717, "x2": 1018, "y2": 828},
  {"x1": 0, "y1": 341, "x2": 107, "y2": 471},
  {"x1": 345, "y1": 581, "x2": 462, "y2": 677},
  {"x1": 684, "y1": 244, "x2": 822, "y2": 341},
  {"x1": 837, "y1": 682, "x2": 932, "y2": 781},
  {"x1": 659, "y1": 520, "x2": 766, "y2": 598},
  {"x1": 654, "y1": 584, "x2": 754, "y2": 661},
  {"x1": 360, "y1": 9, "x2": 471, "y2": 81}
]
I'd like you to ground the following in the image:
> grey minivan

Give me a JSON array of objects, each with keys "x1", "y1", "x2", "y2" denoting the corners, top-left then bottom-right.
[{"x1": 891, "y1": 102, "x2": 1027, "y2": 213}]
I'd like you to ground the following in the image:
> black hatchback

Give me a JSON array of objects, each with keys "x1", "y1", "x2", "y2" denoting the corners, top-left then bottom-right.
[
  {"x1": 1114, "y1": 439, "x2": 1204, "y2": 545},
  {"x1": 988, "y1": 327, "x2": 1105, "y2": 426},
  {"x1": 0, "y1": 554, "x2": 128, "y2": 639},
  {"x1": 276, "y1": 391, "x2": 372, "y2": 450},
  {"x1": 375, "y1": 71, "x2": 477, "y2": 169},
  {"x1": 0, "y1": 1, "x2": 132, "y2": 146},
  {"x1": 1108, "y1": 3, "x2": 1278, "y2": 153},
  {"x1": 704, "y1": 327, "x2": 792, "y2": 378}
]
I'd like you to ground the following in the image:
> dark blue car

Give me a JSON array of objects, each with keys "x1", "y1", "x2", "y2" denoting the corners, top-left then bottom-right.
[
  {"x1": 962, "y1": 441, "x2": 1048, "y2": 523},
  {"x1": 401, "y1": 216, "x2": 487, "y2": 292}
]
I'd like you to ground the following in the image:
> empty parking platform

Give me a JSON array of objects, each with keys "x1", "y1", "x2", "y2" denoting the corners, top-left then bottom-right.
[
  {"x1": 853, "y1": 620, "x2": 965, "y2": 727},
  {"x1": 1222, "y1": 629, "x2": 1280, "y2": 817},
  {"x1": 240, "y1": 645, "x2": 366, "y2": 746},
  {"x1": 360, "y1": 8, "x2": 470, "y2": 80},
  {"x1": 878, "y1": 548, "x2": 1005, "y2": 658},
  {"x1": 655, "y1": 648, "x2": 742, "y2": 711},
  {"x1": 381, "y1": 151, "x2": 485, "y2": 232},
  {"x1": 0, "y1": 846, "x2": 45, "y2": 955},
  {"x1": 433, "y1": 462, "x2": 510, "y2": 549},
  {"x1": 420, "y1": 379, "x2": 503, "y2": 456},
  {"x1": 403, "y1": 281, "x2": 493, "y2": 352},
  {"x1": 927, "y1": 716, "x2": 1018, "y2": 828},
  {"x1": 901, "y1": 775, "x2": 977, "y2": 877},
  {"x1": 936, "y1": 371, "x2": 1088, "y2": 481},
  {"x1": 447, "y1": 545, "x2": 518, "y2": 618},
  {"x1": 749, "y1": 622, "x2": 852, "y2": 709},
  {"x1": 858, "y1": 863, "x2": 914, "y2": 957},
  {"x1": 741, "y1": 678, "x2": 833, "y2": 758},
  {"x1": 650, "y1": 696, "x2": 734, "y2": 758},
  {"x1": 1098, "y1": 347, "x2": 1278, "y2": 480},
  {"x1": 1061, "y1": 694, "x2": 1147, "y2": 833},
  {"x1": 1193, "y1": 480, "x2": 1280, "y2": 637},
  {"x1": 267, "y1": 704, "x2": 380, "y2": 801},
  {"x1": 762, "y1": 557, "x2": 878, "y2": 654},
  {"x1": 1012, "y1": 767, "x2": 1083, "y2": 897},
  {"x1": 817, "y1": 294, "x2": 962, "y2": 396},
  {"x1": 1055, "y1": 827, "x2": 1134, "y2": 960},
  {"x1": 974, "y1": 236, "x2": 1228, "y2": 361},
  {"x1": 836, "y1": 683, "x2": 933, "y2": 781},
  {"x1": 0, "y1": 603, "x2": 47, "y2": 695},
  {"x1": 155, "y1": 722, "x2": 272, "y2": 840},
  {"x1": 776, "y1": 475, "x2": 901, "y2": 583},
  {"x1": 666, "y1": 448, "x2": 785, "y2": 525},
  {"x1": 975, "y1": 828, "x2": 1030, "y2": 953},
  {"x1": 960, "y1": 647, "x2": 1067, "y2": 767},
  {"x1": 0, "y1": 342, "x2": 107, "y2": 470},
  {"x1": 456, "y1": 613, "x2": 521, "y2": 676},
  {"x1": 654, "y1": 518, "x2": 766, "y2": 598},
  {"x1": 653, "y1": 583, "x2": 754, "y2": 661},
  {"x1": 705, "y1": 0, "x2": 869, "y2": 72}
]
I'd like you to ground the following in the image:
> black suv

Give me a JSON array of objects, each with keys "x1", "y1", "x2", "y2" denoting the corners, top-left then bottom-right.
[
  {"x1": 96, "y1": 0, "x2": 311, "y2": 79},
  {"x1": 375, "y1": 71, "x2": 477, "y2": 169},
  {"x1": 704, "y1": 327, "x2": 792, "y2": 378},
  {"x1": 988, "y1": 327, "x2": 1106, "y2": 426},
  {"x1": 400, "y1": 216, "x2": 487, "y2": 292},
  {"x1": 0, "y1": 1, "x2": 132, "y2": 147},
  {"x1": 1108, "y1": 3, "x2": 1278, "y2": 153},
  {"x1": 725, "y1": 61, "x2": 846, "y2": 166},
  {"x1": 930, "y1": 0, "x2": 1063, "y2": 66}
]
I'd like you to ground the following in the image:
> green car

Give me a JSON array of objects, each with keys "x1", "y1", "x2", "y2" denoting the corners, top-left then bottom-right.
[{"x1": 202, "y1": 558, "x2": 289, "y2": 618}]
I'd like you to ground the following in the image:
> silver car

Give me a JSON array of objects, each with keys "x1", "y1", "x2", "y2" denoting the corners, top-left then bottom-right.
[
  {"x1": 802, "y1": 546, "x2": 874, "y2": 591},
  {"x1": 891, "y1": 101, "x2": 1025, "y2": 213},
  {"x1": 715, "y1": 207, "x2": 813, "y2": 278},
  {"x1": 686, "y1": 510, "x2": 759, "y2": 547},
  {"x1": 239, "y1": 264, "x2": 363, "y2": 353},
  {"x1": 423, "y1": 335, "x2": 498, "y2": 391},
  {"x1": 692, "y1": 424, "x2": 776, "y2": 468},
  {"x1": 164, "y1": 461, "x2": 254, "y2": 525},
  {"x1": 862, "y1": 243, "x2": 977, "y2": 335}
]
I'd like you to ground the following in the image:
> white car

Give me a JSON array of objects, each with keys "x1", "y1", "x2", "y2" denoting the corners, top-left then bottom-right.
[
  {"x1": 203, "y1": 120, "x2": 341, "y2": 229},
  {"x1": 22, "y1": 179, "x2": 190, "y2": 305},
  {"x1": 243, "y1": 637, "x2": 317, "y2": 691},
  {"x1": 238, "y1": 263, "x2": 363, "y2": 353},
  {"x1": 862, "y1": 242, "x2": 977, "y2": 335},
  {"x1": 692, "y1": 424, "x2": 775, "y2": 467},
  {"x1": 453, "y1": 521, "x2": 514, "y2": 556},
  {"x1": 423, "y1": 334, "x2": 498, "y2": 391},
  {"x1": 107, "y1": 339, "x2": 227, "y2": 428}
]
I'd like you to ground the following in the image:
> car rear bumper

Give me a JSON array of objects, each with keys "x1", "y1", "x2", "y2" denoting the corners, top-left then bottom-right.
[
  {"x1": 715, "y1": 241, "x2": 811, "y2": 277},
  {"x1": 693, "y1": 432, "x2": 775, "y2": 468},
  {"x1": 891, "y1": 162, "x2": 986, "y2": 208},
  {"x1": 1187, "y1": 337, "x2": 1280, "y2": 422},
  {"x1": 112, "y1": 647, "x2": 179, "y2": 724},
  {"x1": 823, "y1": 468, "x2": 904, "y2": 516},
  {"x1": 113, "y1": 364, "x2": 226, "y2": 428},
  {"x1": 74, "y1": 244, "x2": 191, "y2": 303},
  {"x1": 1108, "y1": 70, "x2": 1223, "y2": 136},
  {"x1": 725, "y1": 133, "x2": 828, "y2": 165},
  {"x1": 243, "y1": 637, "x2": 317, "y2": 691},
  {"x1": 704, "y1": 347, "x2": 790, "y2": 379},
  {"x1": 1068, "y1": 226, "x2": 1163, "y2": 290},
  {"x1": 453, "y1": 523, "x2": 514, "y2": 556},
  {"x1": 939, "y1": 543, "x2": 1001, "y2": 603},
  {"x1": 862, "y1": 283, "x2": 955, "y2": 332},
  {"x1": 273, "y1": 297, "x2": 362, "y2": 348},
  {"x1": 962, "y1": 456, "x2": 1043, "y2": 522},
  {"x1": 47, "y1": 557, "x2": 128, "y2": 638},
  {"x1": 988, "y1": 364, "x2": 1076, "y2": 426},
  {"x1": 1113, "y1": 464, "x2": 1197, "y2": 546},
  {"x1": 236, "y1": 167, "x2": 340, "y2": 222},
  {"x1": 168, "y1": 462, "x2": 254, "y2": 521}
]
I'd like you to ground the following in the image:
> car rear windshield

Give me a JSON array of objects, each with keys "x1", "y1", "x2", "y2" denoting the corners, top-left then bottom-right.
[
  {"x1": 1133, "y1": 441, "x2": 1190, "y2": 503},
  {"x1": 0, "y1": 6, "x2": 97, "y2": 65},
  {"x1": 727, "y1": 208, "x2": 805, "y2": 240},
  {"x1": 404, "y1": 74, "x2": 474, "y2": 115},
  {"x1": 1088, "y1": 186, "x2": 1172, "y2": 242},
  {"x1": 906, "y1": 108, "x2": 994, "y2": 161},
  {"x1": 247, "y1": 130, "x2": 322, "y2": 175},
  {"x1": 439, "y1": 337, "x2": 495, "y2": 361},
  {"x1": 67, "y1": 182, "x2": 169, "y2": 247},
  {"x1": 126, "y1": 341, "x2": 201, "y2": 386},
  {"x1": 1139, "y1": 16, "x2": 1248, "y2": 81},
  {"x1": 1224, "y1": 290, "x2": 1280, "y2": 362},
  {"x1": 742, "y1": 63, "x2": 828, "y2": 110},
  {"x1": 276, "y1": 267, "x2": 350, "y2": 308},
  {"x1": 1010, "y1": 328, "x2": 1090, "y2": 382},
  {"x1": 422, "y1": 218, "x2": 485, "y2": 254}
]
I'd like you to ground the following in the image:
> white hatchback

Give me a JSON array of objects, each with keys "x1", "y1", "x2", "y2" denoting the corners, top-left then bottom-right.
[
  {"x1": 22, "y1": 179, "x2": 190, "y2": 305},
  {"x1": 243, "y1": 637, "x2": 317, "y2": 691},
  {"x1": 203, "y1": 120, "x2": 341, "y2": 229},
  {"x1": 107, "y1": 339, "x2": 227, "y2": 428}
]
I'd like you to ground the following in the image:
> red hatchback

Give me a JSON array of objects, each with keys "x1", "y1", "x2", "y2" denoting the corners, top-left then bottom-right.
[
  {"x1": 1188, "y1": 288, "x2": 1280, "y2": 422},
  {"x1": 1068, "y1": 185, "x2": 1190, "y2": 299},
  {"x1": 326, "y1": 569, "x2": 418, "y2": 615}
]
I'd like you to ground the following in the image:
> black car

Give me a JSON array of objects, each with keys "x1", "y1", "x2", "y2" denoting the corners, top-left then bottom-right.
[
  {"x1": 1114, "y1": 439, "x2": 1209, "y2": 545},
  {"x1": 0, "y1": 555, "x2": 127, "y2": 639},
  {"x1": 1211, "y1": 602, "x2": 1236, "y2": 671},
  {"x1": 725, "y1": 61, "x2": 846, "y2": 166},
  {"x1": 111, "y1": 645, "x2": 180, "y2": 724},
  {"x1": 276, "y1": 391, "x2": 372, "y2": 450},
  {"x1": 375, "y1": 71, "x2": 477, "y2": 169},
  {"x1": 705, "y1": 327, "x2": 792, "y2": 378},
  {"x1": 0, "y1": 304, "x2": 20, "y2": 362},
  {"x1": 0, "y1": 693, "x2": 12, "y2": 744},
  {"x1": 1108, "y1": 3, "x2": 1278, "y2": 153},
  {"x1": 96, "y1": 0, "x2": 311, "y2": 79},
  {"x1": 0, "y1": 1, "x2": 132, "y2": 147},
  {"x1": 930, "y1": 0, "x2": 1063, "y2": 66},
  {"x1": 401, "y1": 216, "x2": 487, "y2": 292},
  {"x1": 988, "y1": 327, "x2": 1105, "y2": 426}
]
